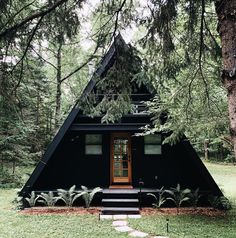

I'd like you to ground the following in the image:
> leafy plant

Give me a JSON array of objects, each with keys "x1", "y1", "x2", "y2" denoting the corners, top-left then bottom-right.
[
  {"x1": 189, "y1": 188, "x2": 202, "y2": 208},
  {"x1": 165, "y1": 184, "x2": 191, "y2": 213},
  {"x1": 57, "y1": 185, "x2": 84, "y2": 207},
  {"x1": 147, "y1": 186, "x2": 167, "y2": 208},
  {"x1": 37, "y1": 191, "x2": 60, "y2": 207},
  {"x1": 208, "y1": 195, "x2": 232, "y2": 211},
  {"x1": 80, "y1": 186, "x2": 102, "y2": 208},
  {"x1": 12, "y1": 195, "x2": 24, "y2": 210},
  {"x1": 25, "y1": 191, "x2": 39, "y2": 207}
]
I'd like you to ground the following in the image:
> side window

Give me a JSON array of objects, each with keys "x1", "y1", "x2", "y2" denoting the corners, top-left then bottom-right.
[
  {"x1": 144, "y1": 134, "x2": 162, "y2": 155},
  {"x1": 85, "y1": 134, "x2": 102, "y2": 155}
]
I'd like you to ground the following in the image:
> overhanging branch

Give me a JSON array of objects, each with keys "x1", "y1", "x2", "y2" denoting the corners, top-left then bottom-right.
[{"x1": 0, "y1": 0, "x2": 70, "y2": 40}]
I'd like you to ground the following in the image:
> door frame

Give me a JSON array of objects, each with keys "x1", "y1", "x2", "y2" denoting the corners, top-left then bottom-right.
[{"x1": 110, "y1": 132, "x2": 132, "y2": 185}]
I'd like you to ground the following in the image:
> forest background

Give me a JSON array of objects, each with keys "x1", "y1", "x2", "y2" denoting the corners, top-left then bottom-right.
[{"x1": 0, "y1": 0, "x2": 234, "y2": 187}]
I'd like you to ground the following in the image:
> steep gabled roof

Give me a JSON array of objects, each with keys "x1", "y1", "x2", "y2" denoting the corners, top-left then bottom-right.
[{"x1": 20, "y1": 34, "x2": 129, "y2": 196}]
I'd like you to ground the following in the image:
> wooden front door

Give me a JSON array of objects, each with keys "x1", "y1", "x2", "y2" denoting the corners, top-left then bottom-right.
[{"x1": 110, "y1": 133, "x2": 132, "y2": 184}]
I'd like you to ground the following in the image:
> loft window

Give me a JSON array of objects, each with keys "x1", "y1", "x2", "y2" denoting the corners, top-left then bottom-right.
[
  {"x1": 85, "y1": 134, "x2": 102, "y2": 155},
  {"x1": 144, "y1": 134, "x2": 162, "y2": 155},
  {"x1": 132, "y1": 102, "x2": 147, "y2": 114}
]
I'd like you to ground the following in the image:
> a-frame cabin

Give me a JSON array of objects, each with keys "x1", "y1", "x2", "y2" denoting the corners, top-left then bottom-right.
[{"x1": 20, "y1": 34, "x2": 222, "y2": 211}]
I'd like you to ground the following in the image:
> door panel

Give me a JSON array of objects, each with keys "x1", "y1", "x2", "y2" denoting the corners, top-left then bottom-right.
[{"x1": 111, "y1": 133, "x2": 132, "y2": 184}]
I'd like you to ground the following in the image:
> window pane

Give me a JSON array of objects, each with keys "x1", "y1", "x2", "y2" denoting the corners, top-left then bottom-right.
[
  {"x1": 114, "y1": 144, "x2": 120, "y2": 153},
  {"x1": 85, "y1": 145, "x2": 102, "y2": 155},
  {"x1": 122, "y1": 170, "x2": 128, "y2": 177},
  {"x1": 144, "y1": 134, "x2": 161, "y2": 144},
  {"x1": 122, "y1": 161, "x2": 128, "y2": 169},
  {"x1": 114, "y1": 169, "x2": 121, "y2": 177},
  {"x1": 85, "y1": 134, "x2": 102, "y2": 144},
  {"x1": 144, "y1": 145, "x2": 162, "y2": 155},
  {"x1": 114, "y1": 162, "x2": 120, "y2": 168}
]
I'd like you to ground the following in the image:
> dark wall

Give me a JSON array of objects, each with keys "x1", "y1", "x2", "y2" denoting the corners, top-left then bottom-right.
[
  {"x1": 132, "y1": 136, "x2": 221, "y2": 194},
  {"x1": 32, "y1": 132, "x2": 111, "y2": 190},
  {"x1": 32, "y1": 131, "x2": 222, "y2": 196}
]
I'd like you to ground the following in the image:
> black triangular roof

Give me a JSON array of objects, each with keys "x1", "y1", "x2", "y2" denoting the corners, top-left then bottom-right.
[{"x1": 20, "y1": 34, "x2": 129, "y2": 196}]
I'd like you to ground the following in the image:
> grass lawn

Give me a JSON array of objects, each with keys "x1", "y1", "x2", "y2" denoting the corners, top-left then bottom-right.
[
  {"x1": 129, "y1": 161, "x2": 236, "y2": 238},
  {"x1": 0, "y1": 162, "x2": 235, "y2": 238},
  {"x1": 204, "y1": 161, "x2": 236, "y2": 200},
  {"x1": 0, "y1": 189, "x2": 128, "y2": 238}
]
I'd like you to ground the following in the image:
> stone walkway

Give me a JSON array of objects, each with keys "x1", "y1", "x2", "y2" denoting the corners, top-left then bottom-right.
[{"x1": 100, "y1": 214, "x2": 169, "y2": 238}]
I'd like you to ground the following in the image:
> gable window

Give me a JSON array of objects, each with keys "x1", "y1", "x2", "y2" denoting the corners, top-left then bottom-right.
[
  {"x1": 85, "y1": 134, "x2": 102, "y2": 155},
  {"x1": 144, "y1": 134, "x2": 162, "y2": 155}
]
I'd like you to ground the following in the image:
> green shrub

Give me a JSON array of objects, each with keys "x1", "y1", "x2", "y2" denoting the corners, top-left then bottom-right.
[
  {"x1": 38, "y1": 191, "x2": 60, "y2": 207},
  {"x1": 189, "y1": 188, "x2": 202, "y2": 207},
  {"x1": 0, "y1": 167, "x2": 22, "y2": 188},
  {"x1": 80, "y1": 186, "x2": 102, "y2": 208},
  {"x1": 208, "y1": 195, "x2": 232, "y2": 210},
  {"x1": 57, "y1": 185, "x2": 84, "y2": 207},
  {"x1": 25, "y1": 191, "x2": 39, "y2": 207},
  {"x1": 147, "y1": 186, "x2": 167, "y2": 208},
  {"x1": 12, "y1": 195, "x2": 24, "y2": 210},
  {"x1": 165, "y1": 184, "x2": 191, "y2": 213}
]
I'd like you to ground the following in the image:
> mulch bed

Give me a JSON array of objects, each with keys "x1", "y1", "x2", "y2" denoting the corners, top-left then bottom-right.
[
  {"x1": 20, "y1": 207, "x2": 101, "y2": 215},
  {"x1": 20, "y1": 207, "x2": 225, "y2": 216}
]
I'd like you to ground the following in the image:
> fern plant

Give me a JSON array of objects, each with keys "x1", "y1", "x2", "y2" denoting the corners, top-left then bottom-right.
[
  {"x1": 80, "y1": 186, "x2": 102, "y2": 208},
  {"x1": 165, "y1": 184, "x2": 191, "y2": 213},
  {"x1": 147, "y1": 186, "x2": 167, "y2": 208},
  {"x1": 37, "y1": 191, "x2": 60, "y2": 207},
  {"x1": 25, "y1": 191, "x2": 39, "y2": 207},
  {"x1": 57, "y1": 185, "x2": 84, "y2": 207}
]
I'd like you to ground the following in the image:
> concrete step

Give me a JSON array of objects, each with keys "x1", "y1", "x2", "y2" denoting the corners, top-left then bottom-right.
[
  {"x1": 102, "y1": 189, "x2": 138, "y2": 199},
  {"x1": 101, "y1": 207, "x2": 140, "y2": 215},
  {"x1": 103, "y1": 189, "x2": 139, "y2": 194},
  {"x1": 102, "y1": 198, "x2": 139, "y2": 207}
]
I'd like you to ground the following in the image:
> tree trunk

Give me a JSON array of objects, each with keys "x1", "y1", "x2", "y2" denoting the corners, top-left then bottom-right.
[
  {"x1": 215, "y1": 1, "x2": 236, "y2": 160},
  {"x1": 55, "y1": 43, "x2": 62, "y2": 129},
  {"x1": 36, "y1": 84, "x2": 40, "y2": 126},
  {"x1": 204, "y1": 139, "x2": 209, "y2": 161}
]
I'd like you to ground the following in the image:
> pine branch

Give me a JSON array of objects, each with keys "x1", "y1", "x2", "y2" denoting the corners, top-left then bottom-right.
[
  {"x1": 203, "y1": 17, "x2": 221, "y2": 55},
  {"x1": 0, "y1": 0, "x2": 70, "y2": 40},
  {"x1": 30, "y1": 46, "x2": 58, "y2": 70},
  {"x1": 60, "y1": 50, "x2": 98, "y2": 83},
  {"x1": 3, "y1": 1, "x2": 37, "y2": 29},
  {"x1": 10, "y1": 16, "x2": 44, "y2": 95},
  {"x1": 112, "y1": 0, "x2": 127, "y2": 40}
]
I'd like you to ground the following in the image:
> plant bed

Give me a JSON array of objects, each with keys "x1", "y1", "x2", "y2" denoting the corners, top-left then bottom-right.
[
  {"x1": 20, "y1": 206, "x2": 101, "y2": 215},
  {"x1": 140, "y1": 207, "x2": 226, "y2": 217}
]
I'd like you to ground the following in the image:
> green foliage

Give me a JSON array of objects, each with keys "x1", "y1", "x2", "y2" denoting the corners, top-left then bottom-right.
[
  {"x1": 0, "y1": 0, "x2": 89, "y2": 182},
  {"x1": 189, "y1": 188, "x2": 202, "y2": 207},
  {"x1": 0, "y1": 167, "x2": 16, "y2": 187},
  {"x1": 56, "y1": 185, "x2": 102, "y2": 208},
  {"x1": 80, "y1": 42, "x2": 151, "y2": 123},
  {"x1": 0, "y1": 0, "x2": 233, "y2": 189},
  {"x1": 12, "y1": 195, "x2": 24, "y2": 210},
  {"x1": 25, "y1": 191, "x2": 39, "y2": 207},
  {"x1": 147, "y1": 187, "x2": 167, "y2": 208},
  {"x1": 57, "y1": 185, "x2": 84, "y2": 207},
  {"x1": 37, "y1": 191, "x2": 60, "y2": 207},
  {"x1": 80, "y1": 186, "x2": 102, "y2": 208},
  {"x1": 165, "y1": 184, "x2": 191, "y2": 212},
  {"x1": 208, "y1": 195, "x2": 232, "y2": 211}
]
